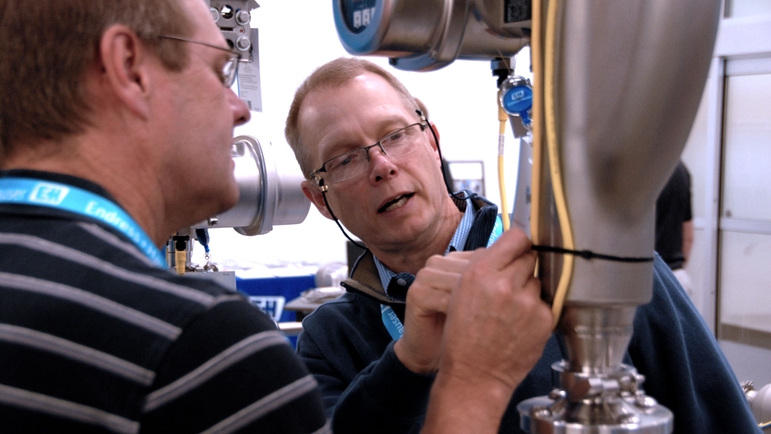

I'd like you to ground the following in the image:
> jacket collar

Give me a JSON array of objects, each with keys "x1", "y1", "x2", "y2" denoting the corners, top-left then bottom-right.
[{"x1": 341, "y1": 192, "x2": 498, "y2": 307}]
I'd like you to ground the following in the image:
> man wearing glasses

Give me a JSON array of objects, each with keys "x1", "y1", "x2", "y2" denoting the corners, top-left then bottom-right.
[
  {"x1": 284, "y1": 57, "x2": 762, "y2": 433},
  {"x1": 0, "y1": 0, "x2": 328, "y2": 432}
]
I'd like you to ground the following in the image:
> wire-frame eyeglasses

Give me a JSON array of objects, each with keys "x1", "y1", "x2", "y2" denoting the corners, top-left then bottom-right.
[
  {"x1": 158, "y1": 35, "x2": 241, "y2": 87},
  {"x1": 310, "y1": 122, "x2": 428, "y2": 185}
]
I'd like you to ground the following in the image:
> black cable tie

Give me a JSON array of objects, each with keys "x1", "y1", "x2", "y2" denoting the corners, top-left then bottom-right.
[{"x1": 531, "y1": 245, "x2": 654, "y2": 263}]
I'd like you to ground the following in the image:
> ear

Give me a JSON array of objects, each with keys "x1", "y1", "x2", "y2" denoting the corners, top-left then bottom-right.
[
  {"x1": 98, "y1": 25, "x2": 153, "y2": 120},
  {"x1": 427, "y1": 121, "x2": 441, "y2": 160},
  {"x1": 302, "y1": 179, "x2": 334, "y2": 220},
  {"x1": 429, "y1": 122, "x2": 440, "y2": 145}
]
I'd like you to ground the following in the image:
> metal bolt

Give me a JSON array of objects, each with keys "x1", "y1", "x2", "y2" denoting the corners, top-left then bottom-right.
[
  {"x1": 618, "y1": 414, "x2": 640, "y2": 424},
  {"x1": 236, "y1": 36, "x2": 251, "y2": 51},
  {"x1": 533, "y1": 407, "x2": 552, "y2": 418},
  {"x1": 548, "y1": 389, "x2": 566, "y2": 400},
  {"x1": 236, "y1": 10, "x2": 251, "y2": 25},
  {"x1": 635, "y1": 394, "x2": 658, "y2": 409}
]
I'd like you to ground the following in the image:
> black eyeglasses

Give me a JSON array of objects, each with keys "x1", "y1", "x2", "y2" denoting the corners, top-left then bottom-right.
[
  {"x1": 310, "y1": 122, "x2": 428, "y2": 185},
  {"x1": 159, "y1": 35, "x2": 241, "y2": 87}
]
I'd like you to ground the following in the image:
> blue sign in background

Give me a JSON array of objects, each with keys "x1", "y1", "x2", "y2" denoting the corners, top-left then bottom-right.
[{"x1": 237, "y1": 274, "x2": 316, "y2": 347}]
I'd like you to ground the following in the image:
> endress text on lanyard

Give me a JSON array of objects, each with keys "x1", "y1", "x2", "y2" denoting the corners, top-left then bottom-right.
[{"x1": 0, "y1": 178, "x2": 167, "y2": 268}]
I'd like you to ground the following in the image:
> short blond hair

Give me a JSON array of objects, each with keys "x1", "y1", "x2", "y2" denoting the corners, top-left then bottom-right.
[
  {"x1": 0, "y1": 0, "x2": 193, "y2": 159},
  {"x1": 284, "y1": 57, "x2": 419, "y2": 178}
]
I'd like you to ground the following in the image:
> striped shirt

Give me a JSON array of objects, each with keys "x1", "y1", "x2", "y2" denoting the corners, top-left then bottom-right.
[{"x1": 0, "y1": 170, "x2": 329, "y2": 433}]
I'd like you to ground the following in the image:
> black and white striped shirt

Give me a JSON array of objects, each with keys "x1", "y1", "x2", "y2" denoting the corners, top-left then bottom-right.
[{"x1": 0, "y1": 170, "x2": 329, "y2": 433}]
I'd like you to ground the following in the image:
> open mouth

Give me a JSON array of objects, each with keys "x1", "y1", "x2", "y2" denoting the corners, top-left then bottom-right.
[{"x1": 378, "y1": 193, "x2": 414, "y2": 213}]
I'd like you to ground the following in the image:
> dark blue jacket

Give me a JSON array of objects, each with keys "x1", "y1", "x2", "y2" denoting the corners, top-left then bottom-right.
[{"x1": 296, "y1": 195, "x2": 760, "y2": 433}]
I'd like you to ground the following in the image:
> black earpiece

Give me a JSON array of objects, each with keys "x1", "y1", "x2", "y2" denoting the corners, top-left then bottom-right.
[{"x1": 317, "y1": 177, "x2": 328, "y2": 192}]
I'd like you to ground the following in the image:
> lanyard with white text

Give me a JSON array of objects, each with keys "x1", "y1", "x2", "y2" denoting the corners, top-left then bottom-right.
[
  {"x1": 381, "y1": 215, "x2": 504, "y2": 340},
  {"x1": 0, "y1": 177, "x2": 167, "y2": 268}
]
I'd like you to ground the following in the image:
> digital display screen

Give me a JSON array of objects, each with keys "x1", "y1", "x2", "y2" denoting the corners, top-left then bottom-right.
[{"x1": 341, "y1": 0, "x2": 377, "y2": 34}]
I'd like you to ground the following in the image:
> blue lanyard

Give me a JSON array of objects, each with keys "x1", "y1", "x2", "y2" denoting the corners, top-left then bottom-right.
[
  {"x1": 381, "y1": 215, "x2": 504, "y2": 340},
  {"x1": 0, "y1": 177, "x2": 167, "y2": 268}
]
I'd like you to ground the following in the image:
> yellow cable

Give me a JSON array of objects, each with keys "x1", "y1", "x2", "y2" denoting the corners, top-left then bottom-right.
[
  {"x1": 530, "y1": 0, "x2": 544, "y2": 249},
  {"x1": 175, "y1": 250, "x2": 186, "y2": 275},
  {"x1": 543, "y1": 0, "x2": 576, "y2": 329},
  {"x1": 497, "y1": 91, "x2": 511, "y2": 231}
]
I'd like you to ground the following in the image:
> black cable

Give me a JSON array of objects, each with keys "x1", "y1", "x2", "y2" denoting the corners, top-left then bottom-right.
[
  {"x1": 318, "y1": 179, "x2": 368, "y2": 251},
  {"x1": 417, "y1": 109, "x2": 466, "y2": 201},
  {"x1": 531, "y1": 245, "x2": 654, "y2": 263}
]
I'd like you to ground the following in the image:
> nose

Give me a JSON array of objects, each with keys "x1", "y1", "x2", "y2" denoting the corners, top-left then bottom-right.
[
  {"x1": 367, "y1": 145, "x2": 398, "y2": 184},
  {"x1": 229, "y1": 88, "x2": 251, "y2": 126}
]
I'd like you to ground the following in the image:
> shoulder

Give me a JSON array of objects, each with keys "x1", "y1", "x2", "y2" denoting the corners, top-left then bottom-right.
[
  {"x1": 143, "y1": 298, "x2": 328, "y2": 432},
  {"x1": 140, "y1": 269, "x2": 327, "y2": 431},
  {"x1": 302, "y1": 292, "x2": 380, "y2": 331},
  {"x1": 631, "y1": 254, "x2": 716, "y2": 358},
  {"x1": 1, "y1": 215, "x2": 330, "y2": 432},
  {"x1": 637, "y1": 255, "x2": 692, "y2": 322},
  {"x1": 298, "y1": 291, "x2": 390, "y2": 354},
  {"x1": 670, "y1": 163, "x2": 691, "y2": 190},
  {"x1": 1, "y1": 217, "x2": 236, "y2": 316}
]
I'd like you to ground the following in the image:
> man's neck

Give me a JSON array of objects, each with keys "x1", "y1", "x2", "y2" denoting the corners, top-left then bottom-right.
[{"x1": 1, "y1": 137, "x2": 169, "y2": 247}]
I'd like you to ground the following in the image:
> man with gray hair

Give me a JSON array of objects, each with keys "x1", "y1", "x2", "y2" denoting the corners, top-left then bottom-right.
[{"x1": 285, "y1": 57, "x2": 761, "y2": 434}]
